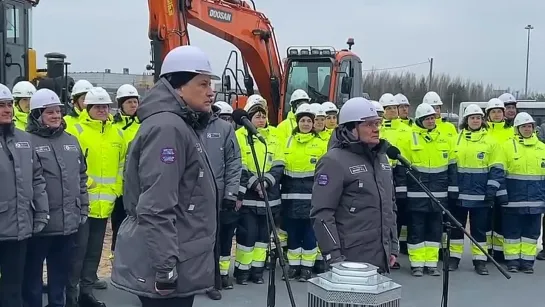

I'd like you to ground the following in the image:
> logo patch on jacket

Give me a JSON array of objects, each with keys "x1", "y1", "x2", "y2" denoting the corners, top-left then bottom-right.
[
  {"x1": 541, "y1": 161, "x2": 545, "y2": 168},
  {"x1": 477, "y1": 152, "x2": 485, "y2": 159},
  {"x1": 63, "y1": 145, "x2": 78, "y2": 152},
  {"x1": 310, "y1": 157, "x2": 317, "y2": 164},
  {"x1": 36, "y1": 145, "x2": 51, "y2": 152},
  {"x1": 317, "y1": 174, "x2": 329, "y2": 186},
  {"x1": 442, "y1": 152, "x2": 448, "y2": 159},
  {"x1": 15, "y1": 141, "x2": 30, "y2": 149},
  {"x1": 160, "y1": 147, "x2": 176, "y2": 164},
  {"x1": 207, "y1": 132, "x2": 221, "y2": 138},
  {"x1": 380, "y1": 163, "x2": 391, "y2": 170},
  {"x1": 349, "y1": 164, "x2": 368, "y2": 174}
]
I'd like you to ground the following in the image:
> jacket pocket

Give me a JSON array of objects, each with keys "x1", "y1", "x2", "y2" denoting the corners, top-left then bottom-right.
[
  {"x1": 0, "y1": 201, "x2": 9, "y2": 214},
  {"x1": 341, "y1": 228, "x2": 382, "y2": 263},
  {"x1": 176, "y1": 235, "x2": 215, "y2": 294}
]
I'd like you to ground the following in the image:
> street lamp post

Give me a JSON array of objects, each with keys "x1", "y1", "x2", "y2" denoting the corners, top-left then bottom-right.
[{"x1": 524, "y1": 25, "x2": 534, "y2": 99}]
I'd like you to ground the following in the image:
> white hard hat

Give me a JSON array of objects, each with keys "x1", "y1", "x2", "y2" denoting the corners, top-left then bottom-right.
[
  {"x1": 159, "y1": 45, "x2": 219, "y2": 80},
  {"x1": 338, "y1": 97, "x2": 379, "y2": 125},
  {"x1": 395, "y1": 93, "x2": 409, "y2": 105},
  {"x1": 485, "y1": 98, "x2": 505, "y2": 113},
  {"x1": 71, "y1": 80, "x2": 93, "y2": 97},
  {"x1": 370, "y1": 100, "x2": 384, "y2": 113},
  {"x1": 12, "y1": 81, "x2": 36, "y2": 98},
  {"x1": 415, "y1": 103, "x2": 436, "y2": 119},
  {"x1": 295, "y1": 103, "x2": 314, "y2": 117},
  {"x1": 30, "y1": 89, "x2": 63, "y2": 111},
  {"x1": 214, "y1": 101, "x2": 233, "y2": 115},
  {"x1": 321, "y1": 101, "x2": 338, "y2": 114},
  {"x1": 83, "y1": 87, "x2": 112, "y2": 105},
  {"x1": 116, "y1": 84, "x2": 140, "y2": 100},
  {"x1": 310, "y1": 103, "x2": 326, "y2": 117},
  {"x1": 244, "y1": 94, "x2": 267, "y2": 112},
  {"x1": 0, "y1": 83, "x2": 13, "y2": 101},
  {"x1": 514, "y1": 112, "x2": 535, "y2": 128},
  {"x1": 423, "y1": 91, "x2": 442, "y2": 106},
  {"x1": 463, "y1": 103, "x2": 484, "y2": 118},
  {"x1": 379, "y1": 93, "x2": 398, "y2": 107},
  {"x1": 498, "y1": 93, "x2": 517, "y2": 105},
  {"x1": 289, "y1": 89, "x2": 310, "y2": 104}
]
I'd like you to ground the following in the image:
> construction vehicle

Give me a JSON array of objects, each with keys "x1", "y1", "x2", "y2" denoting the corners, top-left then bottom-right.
[
  {"x1": 1, "y1": 0, "x2": 73, "y2": 101},
  {"x1": 147, "y1": 0, "x2": 363, "y2": 125}
]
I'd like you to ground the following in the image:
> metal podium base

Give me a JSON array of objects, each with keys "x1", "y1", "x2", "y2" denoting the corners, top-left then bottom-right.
[{"x1": 307, "y1": 262, "x2": 402, "y2": 307}]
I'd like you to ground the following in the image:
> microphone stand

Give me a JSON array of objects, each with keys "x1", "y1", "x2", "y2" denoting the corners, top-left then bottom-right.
[
  {"x1": 246, "y1": 133, "x2": 297, "y2": 307},
  {"x1": 402, "y1": 168, "x2": 510, "y2": 307}
]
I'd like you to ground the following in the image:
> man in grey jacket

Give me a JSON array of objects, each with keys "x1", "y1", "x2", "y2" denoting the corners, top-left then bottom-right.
[
  {"x1": 111, "y1": 45, "x2": 219, "y2": 307},
  {"x1": 0, "y1": 83, "x2": 49, "y2": 307},
  {"x1": 203, "y1": 103, "x2": 241, "y2": 300},
  {"x1": 22, "y1": 89, "x2": 90, "y2": 307},
  {"x1": 310, "y1": 97, "x2": 398, "y2": 273}
]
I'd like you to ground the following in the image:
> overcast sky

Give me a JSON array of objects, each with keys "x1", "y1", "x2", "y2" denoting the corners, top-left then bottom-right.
[{"x1": 33, "y1": 0, "x2": 545, "y2": 92}]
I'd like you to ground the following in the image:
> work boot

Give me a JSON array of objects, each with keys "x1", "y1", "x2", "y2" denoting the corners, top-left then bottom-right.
[
  {"x1": 448, "y1": 258, "x2": 460, "y2": 271},
  {"x1": 93, "y1": 279, "x2": 108, "y2": 290},
  {"x1": 519, "y1": 266, "x2": 534, "y2": 274},
  {"x1": 537, "y1": 250, "x2": 545, "y2": 260},
  {"x1": 313, "y1": 260, "x2": 326, "y2": 274},
  {"x1": 425, "y1": 267, "x2": 441, "y2": 276},
  {"x1": 221, "y1": 275, "x2": 234, "y2": 289},
  {"x1": 206, "y1": 289, "x2": 222, "y2": 300},
  {"x1": 235, "y1": 272, "x2": 249, "y2": 285},
  {"x1": 473, "y1": 261, "x2": 489, "y2": 275},
  {"x1": 250, "y1": 273, "x2": 264, "y2": 284},
  {"x1": 299, "y1": 268, "x2": 312, "y2": 282},
  {"x1": 78, "y1": 293, "x2": 106, "y2": 307},
  {"x1": 287, "y1": 265, "x2": 300, "y2": 280},
  {"x1": 411, "y1": 267, "x2": 424, "y2": 277}
]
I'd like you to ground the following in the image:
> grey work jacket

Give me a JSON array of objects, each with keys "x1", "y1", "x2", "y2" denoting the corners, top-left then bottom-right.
[
  {"x1": 27, "y1": 119, "x2": 89, "y2": 236},
  {"x1": 0, "y1": 123, "x2": 48, "y2": 241},
  {"x1": 111, "y1": 79, "x2": 218, "y2": 299},
  {"x1": 200, "y1": 107, "x2": 241, "y2": 202},
  {"x1": 310, "y1": 129, "x2": 398, "y2": 272}
]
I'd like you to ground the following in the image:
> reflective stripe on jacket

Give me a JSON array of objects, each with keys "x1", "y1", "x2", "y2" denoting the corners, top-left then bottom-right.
[
  {"x1": 236, "y1": 125, "x2": 284, "y2": 214},
  {"x1": 454, "y1": 129, "x2": 503, "y2": 207},
  {"x1": 394, "y1": 125, "x2": 458, "y2": 212},
  {"x1": 0, "y1": 124, "x2": 48, "y2": 241},
  {"x1": 28, "y1": 119, "x2": 89, "y2": 236},
  {"x1": 500, "y1": 135, "x2": 545, "y2": 214},
  {"x1": 281, "y1": 132, "x2": 327, "y2": 219},
  {"x1": 66, "y1": 110, "x2": 126, "y2": 219}
]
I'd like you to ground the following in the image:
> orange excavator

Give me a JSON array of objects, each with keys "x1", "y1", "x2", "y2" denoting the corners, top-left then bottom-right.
[{"x1": 147, "y1": 0, "x2": 363, "y2": 125}]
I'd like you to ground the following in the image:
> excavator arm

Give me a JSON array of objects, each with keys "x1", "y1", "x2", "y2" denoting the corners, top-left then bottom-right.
[{"x1": 148, "y1": 0, "x2": 284, "y2": 122}]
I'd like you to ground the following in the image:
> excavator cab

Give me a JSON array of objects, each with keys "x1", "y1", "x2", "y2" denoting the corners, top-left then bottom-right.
[
  {"x1": 282, "y1": 44, "x2": 363, "y2": 120},
  {"x1": 0, "y1": 0, "x2": 37, "y2": 88}
]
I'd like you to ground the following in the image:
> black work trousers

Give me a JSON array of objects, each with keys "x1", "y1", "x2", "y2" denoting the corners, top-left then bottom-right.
[
  {"x1": 407, "y1": 211, "x2": 442, "y2": 268},
  {"x1": 0, "y1": 239, "x2": 27, "y2": 307},
  {"x1": 396, "y1": 199, "x2": 409, "y2": 243},
  {"x1": 66, "y1": 217, "x2": 108, "y2": 303},
  {"x1": 23, "y1": 234, "x2": 76, "y2": 307},
  {"x1": 449, "y1": 206, "x2": 490, "y2": 262},
  {"x1": 111, "y1": 196, "x2": 126, "y2": 252},
  {"x1": 138, "y1": 295, "x2": 195, "y2": 307}
]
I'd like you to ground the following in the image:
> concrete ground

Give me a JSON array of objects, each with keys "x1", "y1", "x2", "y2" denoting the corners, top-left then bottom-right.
[{"x1": 58, "y1": 248, "x2": 542, "y2": 307}]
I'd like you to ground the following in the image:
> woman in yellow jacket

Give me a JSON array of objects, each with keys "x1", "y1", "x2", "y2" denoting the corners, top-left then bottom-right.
[
  {"x1": 499, "y1": 112, "x2": 545, "y2": 274},
  {"x1": 65, "y1": 87, "x2": 127, "y2": 305},
  {"x1": 110, "y1": 84, "x2": 140, "y2": 261},
  {"x1": 448, "y1": 104, "x2": 503, "y2": 275},
  {"x1": 484, "y1": 98, "x2": 515, "y2": 261},
  {"x1": 309, "y1": 103, "x2": 331, "y2": 140},
  {"x1": 281, "y1": 103, "x2": 327, "y2": 281},
  {"x1": 234, "y1": 97, "x2": 284, "y2": 285}
]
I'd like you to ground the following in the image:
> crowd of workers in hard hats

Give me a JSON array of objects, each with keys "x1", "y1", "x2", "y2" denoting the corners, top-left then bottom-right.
[{"x1": 1, "y1": 45, "x2": 545, "y2": 307}]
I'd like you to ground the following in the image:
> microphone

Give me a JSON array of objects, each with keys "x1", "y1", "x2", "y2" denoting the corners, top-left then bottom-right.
[
  {"x1": 386, "y1": 145, "x2": 413, "y2": 170},
  {"x1": 232, "y1": 109, "x2": 266, "y2": 145}
]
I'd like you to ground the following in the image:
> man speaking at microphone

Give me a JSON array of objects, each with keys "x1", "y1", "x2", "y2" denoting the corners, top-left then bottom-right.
[{"x1": 310, "y1": 97, "x2": 398, "y2": 274}]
